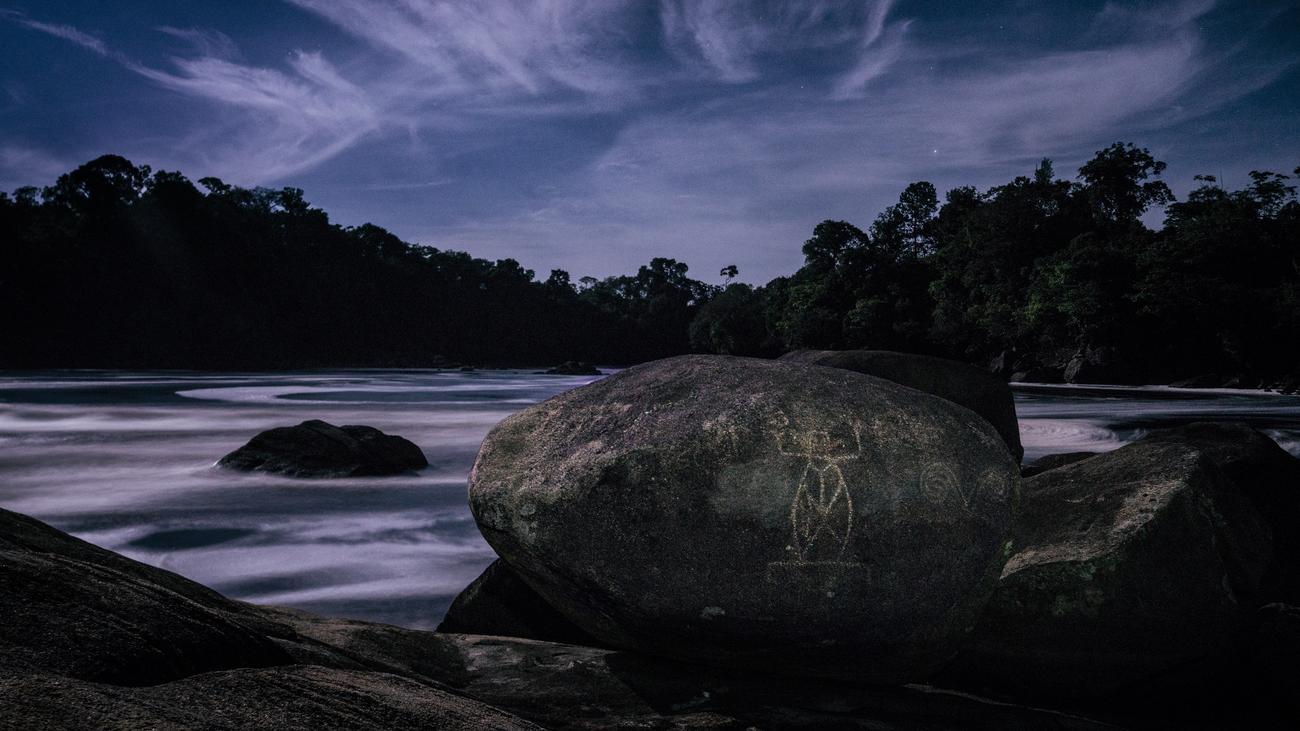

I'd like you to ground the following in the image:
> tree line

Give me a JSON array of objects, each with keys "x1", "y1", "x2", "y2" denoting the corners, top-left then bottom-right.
[{"x1": 3, "y1": 145, "x2": 1298, "y2": 385}]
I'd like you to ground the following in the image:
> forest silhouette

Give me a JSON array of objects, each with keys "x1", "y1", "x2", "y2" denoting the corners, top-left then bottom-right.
[{"x1": 3, "y1": 144, "x2": 1297, "y2": 386}]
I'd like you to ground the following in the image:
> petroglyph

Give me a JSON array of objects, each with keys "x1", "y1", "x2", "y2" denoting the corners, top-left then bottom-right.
[
  {"x1": 920, "y1": 462, "x2": 1010, "y2": 521},
  {"x1": 920, "y1": 463, "x2": 961, "y2": 508},
  {"x1": 771, "y1": 414, "x2": 866, "y2": 565},
  {"x1": 976, "y1": 469, "x2": 1013, "y2": 516}
]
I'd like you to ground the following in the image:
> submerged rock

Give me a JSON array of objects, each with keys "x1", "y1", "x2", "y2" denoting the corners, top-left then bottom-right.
[
  {"x1": 949, "y1": 436, "x2": 1273, "y2": 698},
  {"x1": 542, "y1": 361, "x2": 600, "y2": 375},
  {"x1": 780, "y1": 349, "x2": 1024, "y2": 462},
  {"x1": 436, "y1": 559, "x2": 598, "y2": 646},
  {"x1": 469, "y1": 354, "x2": 1019, "y2": 683},
  {"x1": 218, "y1": 419, "x2": 428, "y2": 478}
]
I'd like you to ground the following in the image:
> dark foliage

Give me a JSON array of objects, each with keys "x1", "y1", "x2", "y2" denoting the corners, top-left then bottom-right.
[
  {"x1": 0, "y1": 156, "x2": 713, "y2": 368},
  {"x1": 4, "y1": 144, "x2": 1297, "y2": 382},
  {"x1": 690, "y1": 144, "x2": 1300, "y2": 385}
]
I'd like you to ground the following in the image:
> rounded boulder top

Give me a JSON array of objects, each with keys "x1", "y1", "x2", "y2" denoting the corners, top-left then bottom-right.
[
  {"x1": 469, "y1": 355, "x2": 1019, "y2": 683},
  {"x1": 780, "y1": 350, "x2": 1023, "y2": 463}
]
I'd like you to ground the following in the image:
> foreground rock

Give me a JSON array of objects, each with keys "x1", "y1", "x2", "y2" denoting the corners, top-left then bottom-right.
[
  {"x1": 0, "y1": 508, "x2": 292, "y2": 686},
  {"x1": 218, "y1": 419, "x2": 428, "y2": 478},
  {"x1": 781, "y1": 349, "x2": 1024, "y2": 462},
  {"x1": 1, "y1": 666, "x2": 537, "y2": 731},
  {"x1": 470, "y1": 354, "x2": 1019, "y2": 682},
  {"x1": 1, "y1": 507, "x2": 1124, "y2": 730},
  {"x1": 435, "y1": 559, "x2": 598, "y2": 646},
  {"x1": 947, "y1": 433, "x2": 1274, "y2": 698},
  {"x1": 259, "y1": 608, "x2": 1123, "y2": 731}
]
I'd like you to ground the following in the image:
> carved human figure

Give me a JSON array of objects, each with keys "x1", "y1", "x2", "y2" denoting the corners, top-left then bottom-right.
[{"x1": 777, "y1": 425, "x2": 864, "y2": 564}]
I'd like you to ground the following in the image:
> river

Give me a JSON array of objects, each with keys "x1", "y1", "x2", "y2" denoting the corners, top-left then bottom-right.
[{"x1": 1, "y1": 369, "x2": 1297, "y2": 629}]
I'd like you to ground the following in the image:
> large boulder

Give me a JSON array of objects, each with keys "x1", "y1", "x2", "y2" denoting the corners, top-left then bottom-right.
[
  {"x1": 1143, "y1": 422, "x2": 1300, "y2": 603},
  {"x1": 218, "y1": 419, "x2": 428, "y2": 478},
  {"x1": 469, "y1": 355, "x2": 1019, "y2": 682},
  {"x1": 780, "y1": 349, "x2": 1024, "y2": 462},
  {"x1": 949, "y1": 436, "x2": 1274, "y2": 698}
]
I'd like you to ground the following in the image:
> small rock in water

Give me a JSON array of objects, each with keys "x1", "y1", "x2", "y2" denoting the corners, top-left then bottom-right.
[
  {"x1": 542, "y1": 361, "x2": 600, "y2": 375},
  {"x1": 218, "y1": 419, "x2": 428, "y2": 478},
  {"x1": 469, "y1": 354, "x2": 1018, "y2": 683}
]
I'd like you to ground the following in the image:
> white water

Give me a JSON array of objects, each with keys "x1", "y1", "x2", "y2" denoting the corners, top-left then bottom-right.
[{"x1": 1, "y1": 371, "x2": 1297, "y2": 629}]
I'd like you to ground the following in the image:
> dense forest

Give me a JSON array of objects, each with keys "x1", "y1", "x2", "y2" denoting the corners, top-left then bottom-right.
[{"x1": 2, "y1": 145, "x2": 1298, "y2": 387}]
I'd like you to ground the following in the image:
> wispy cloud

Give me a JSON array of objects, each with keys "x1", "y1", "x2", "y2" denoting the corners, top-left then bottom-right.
[
  {"x1": 3, "y1": 0, "x2": 1295, "y2": 281},
  {"x1": 660, "y1": 0, "x2": 898, "y2": 84},
  {"x1": 418, "y1": 0, "x2": 1289, "y2": 280},
  {"x1": 156, "y1": 26, "x2": 239, "y2": 60},
  {"x1": 0, "y1": 145, "x2": 71, "y2": 191},
  {"x1": 284, "y1": 0, "x2": 641, "y2": 97},
  {"x1": 125, "y1": 51, "x2": 380, "y2": 180},
  {"x1": 11, "y1": 16, "x2": 108, "y2": 56},
  {"x1": 832, "y1": 2, "x2": 909, "y2": 99}
]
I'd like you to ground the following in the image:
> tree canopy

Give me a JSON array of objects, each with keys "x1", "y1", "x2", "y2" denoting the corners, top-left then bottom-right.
[{"x1": 4, "y1": 145, "x2": 1297, "y2": 385}]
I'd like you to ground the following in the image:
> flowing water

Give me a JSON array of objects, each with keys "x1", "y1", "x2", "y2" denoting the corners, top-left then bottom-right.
[{"x1": 1, "y1": 370, "x2": 1297, "y2": 630}]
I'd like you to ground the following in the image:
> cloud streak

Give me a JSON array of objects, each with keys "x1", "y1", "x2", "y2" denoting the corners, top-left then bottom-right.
[
  {"x1": 3, "y1": 0, "x2": 1296, "y2": 282},
  {"x1": 12, "y1": 17, "x2": 108, "y2": 56}
]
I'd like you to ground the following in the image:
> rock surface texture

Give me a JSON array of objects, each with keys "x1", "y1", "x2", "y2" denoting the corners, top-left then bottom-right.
[
  {"x1": 217, "y1": 419, "x2": 428, "y2": 478},
  {"x1": 469, "y1": 354, "x2": 1019, "y2": 682},
  {"x1": 950, "y1": 433, "x2": 1275, "y2": 698},
  {"x1": 780, "y1": 349, "x2": 1024, "y2": 462},
  {"x1": 0, "y1": 508, "x2": 292, "y2": 686},
  {"x1": 1144, "y1": 422, "x2": 1300, "y2": 602}
]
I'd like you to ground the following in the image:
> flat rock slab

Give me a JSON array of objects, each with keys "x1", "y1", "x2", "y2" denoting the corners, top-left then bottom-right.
[
  {"x1": 469, "y1": 354, "x2": 1019, "y2": 682},
  {"x1": 218, "y1": 419, "x2": 428, "y2": 478},
  {"x1": 0, "y1": 666, "x2": 539, "y2": 731},
  {"x1": 0, "y1": 508, "x2": 292, "y2": 686}
]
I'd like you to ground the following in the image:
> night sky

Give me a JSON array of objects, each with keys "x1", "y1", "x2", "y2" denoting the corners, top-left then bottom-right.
[{"x1": 2, "y1": 1, "x2": 1297, "y2": 283}]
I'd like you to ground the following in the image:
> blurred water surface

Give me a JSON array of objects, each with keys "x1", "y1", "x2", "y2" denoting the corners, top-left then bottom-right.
[{"x1": 1, "y1": 370, "x2": 1296, "y2": 629}]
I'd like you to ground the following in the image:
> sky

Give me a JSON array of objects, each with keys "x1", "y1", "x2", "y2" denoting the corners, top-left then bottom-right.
[{"x1": 1, "y1": 1, "x2": 1297, "y2": 284}]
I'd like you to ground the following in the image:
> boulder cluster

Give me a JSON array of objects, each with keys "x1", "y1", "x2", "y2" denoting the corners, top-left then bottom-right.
[
  {"x1": 4, "y1": 350, "x2": 1299, "y2": 728},
  {"x1": 451, "y1": 351, "x2": 1300, "y2": 725}
]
